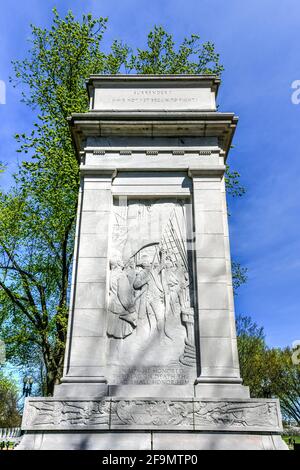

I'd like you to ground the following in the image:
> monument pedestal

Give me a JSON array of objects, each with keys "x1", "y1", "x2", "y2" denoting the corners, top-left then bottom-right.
[
  {"x1": 19, "y1": 397, "x2": 286, "y2": 450},
  {"x1": 19, "y1": 75, "x2": 287, "y2": 450}
]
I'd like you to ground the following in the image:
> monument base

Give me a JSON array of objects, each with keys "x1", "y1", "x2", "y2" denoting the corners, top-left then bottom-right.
[
  {"x1": 18, "y1": 430, "x2": 287, "y2": 450},
  {"x1": 19, "y1": 397, "x2": 288, "y2": 450}
]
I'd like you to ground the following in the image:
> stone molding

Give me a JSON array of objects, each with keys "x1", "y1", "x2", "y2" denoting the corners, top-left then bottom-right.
[{"x1": 22, "y1": 397, "x2": 282, "y2": 433}]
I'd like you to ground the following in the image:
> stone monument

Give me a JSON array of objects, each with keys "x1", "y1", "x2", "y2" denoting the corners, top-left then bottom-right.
[{"x1": 19, "y1": 75, "x2": 287, "y2": 450}]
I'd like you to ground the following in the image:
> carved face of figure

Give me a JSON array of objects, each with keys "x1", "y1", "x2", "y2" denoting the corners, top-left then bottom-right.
[{"x1": 139, "y1": 255, "x2": 151, "y2": 270}]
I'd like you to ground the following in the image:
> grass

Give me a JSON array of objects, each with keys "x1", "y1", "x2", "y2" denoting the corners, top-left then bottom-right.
[
  {"x1": 0, "y1": 441, "x2": 17, "y2": 450},
  {"x1": 282, "y1": 435, "x2": 300, "y2": 446}
]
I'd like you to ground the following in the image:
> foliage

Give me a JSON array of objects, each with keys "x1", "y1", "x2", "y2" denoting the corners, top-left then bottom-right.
[
  {"x1": 236, "y1": 314, "x2": 265, "y2": 340},
  {"x1": 236, "y1": 315, "x2": 300, "y2": 424},
  {"x1": 126, "y1": 25, "x2": 224, "y2": 75},
  {"x1": 232, "y1": 262, "x2": 248, "y2": 293},
  {"x1": 276, "y1": 350, "x2": 300, "y2": 424},
  {"x1": 225, "y1": 165, "x2": 245, "y2": 198},
  {"x1": 1, "y1": 9, "x2": 117, "y2": 394},
  {"x1": 0, "y1": 372, "x2": 21, "y2": 427}
]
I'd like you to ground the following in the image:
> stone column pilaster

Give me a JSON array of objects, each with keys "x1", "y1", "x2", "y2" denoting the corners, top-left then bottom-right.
[
  {"x1": 190, "y1": 168, "x2": 249, "y2": 398},
  {"x1": 54, "y1": 170, "x2": 114, "y2": 398}
]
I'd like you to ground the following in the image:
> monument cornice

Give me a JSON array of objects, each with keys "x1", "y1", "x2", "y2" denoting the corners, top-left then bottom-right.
[
  {"x1": 68, "y1": 111, "x2": 238, "y2": 161},
  {"x1": 86, "y1": 74, "x2": 221, "y2": 98}
]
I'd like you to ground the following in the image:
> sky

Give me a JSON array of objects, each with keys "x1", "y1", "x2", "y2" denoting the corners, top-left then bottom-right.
[{"x1": 0, "y1": 0, "x2": 299, "y2": 349}]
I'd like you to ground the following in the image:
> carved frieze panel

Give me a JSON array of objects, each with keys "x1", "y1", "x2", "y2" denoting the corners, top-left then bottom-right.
[
  {"x1": 22, "y1": 398, "x2": 282, "y2": 433},
  {"x1": 22, "y1": 399, "x2": 110, "y2": 430},
  {"x1": 194, "y1": 400, "x2": 281, "y2": 431},
  {"x1": 110, "y1": 399, "x2": 194, "y2": 429}
]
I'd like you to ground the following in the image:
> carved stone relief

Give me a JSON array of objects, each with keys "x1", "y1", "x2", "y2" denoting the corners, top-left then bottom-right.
[
  {"x1": 106, "y1": 198, "x2": 196, "y2": 384},
  {"x1": 23, "y1": 400, "x2": 110, "y2": 429},
  {"x1": 194, "y1": 401, "x2": 280, "y2": 429},
  {"x1": 111, "y1": 399, "x2": 194, "y2": 429},
  {"x1": 23, "y1": 399, "x2": 282, "y2": 432}
]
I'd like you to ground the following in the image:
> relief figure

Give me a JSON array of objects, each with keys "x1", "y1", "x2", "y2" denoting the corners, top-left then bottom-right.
[
  {"x1": 133, "y1": 254, "x2": 165, "y2": 335},
  {"x1": 107, "y1": 199, "x2": 197, "y2": 371},
  {"x1": 107, "y1": 259, "x2": 137, "y2": 339}
]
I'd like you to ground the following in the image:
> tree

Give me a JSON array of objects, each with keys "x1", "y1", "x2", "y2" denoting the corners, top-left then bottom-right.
[
  {"x1": 236, "y1": 314, "x2": 268, "y2": 396},
  {"x1": 0, "y1": 9, "x2": 242, "y2": 396},
  {"x1": 125, "y1": 25, "x2": 224, "y2": 75},
  {"x1": 1, "y1": 10, "x2": 122, "y2": 395},
  {"x1": 236, "y1": 315, "x2": 300, "y2": 424},
  {"x1": 232, "y1": 262, "x2": 247, "y2": 293},
  {"x1": 272, "y1": 348, "x2": 300, "y2": 424},
  {"x1": 0, "y1": 372, "x2": 21, "y2": 427}
]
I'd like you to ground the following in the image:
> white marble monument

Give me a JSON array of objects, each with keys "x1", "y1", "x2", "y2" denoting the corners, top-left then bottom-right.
[{"x1": 19, "y1": 75, "x2": 287, "y2": 450}]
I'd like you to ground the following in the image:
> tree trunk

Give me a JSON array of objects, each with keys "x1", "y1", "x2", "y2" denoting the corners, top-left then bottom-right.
[{"x1": 43, "y1": 345, "x2": 65, "y2": 396}]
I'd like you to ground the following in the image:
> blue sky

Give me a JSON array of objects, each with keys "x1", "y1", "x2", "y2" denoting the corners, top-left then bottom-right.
[{"x1": 0, "y1": 0, "x2": 299, "y2": 348}]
